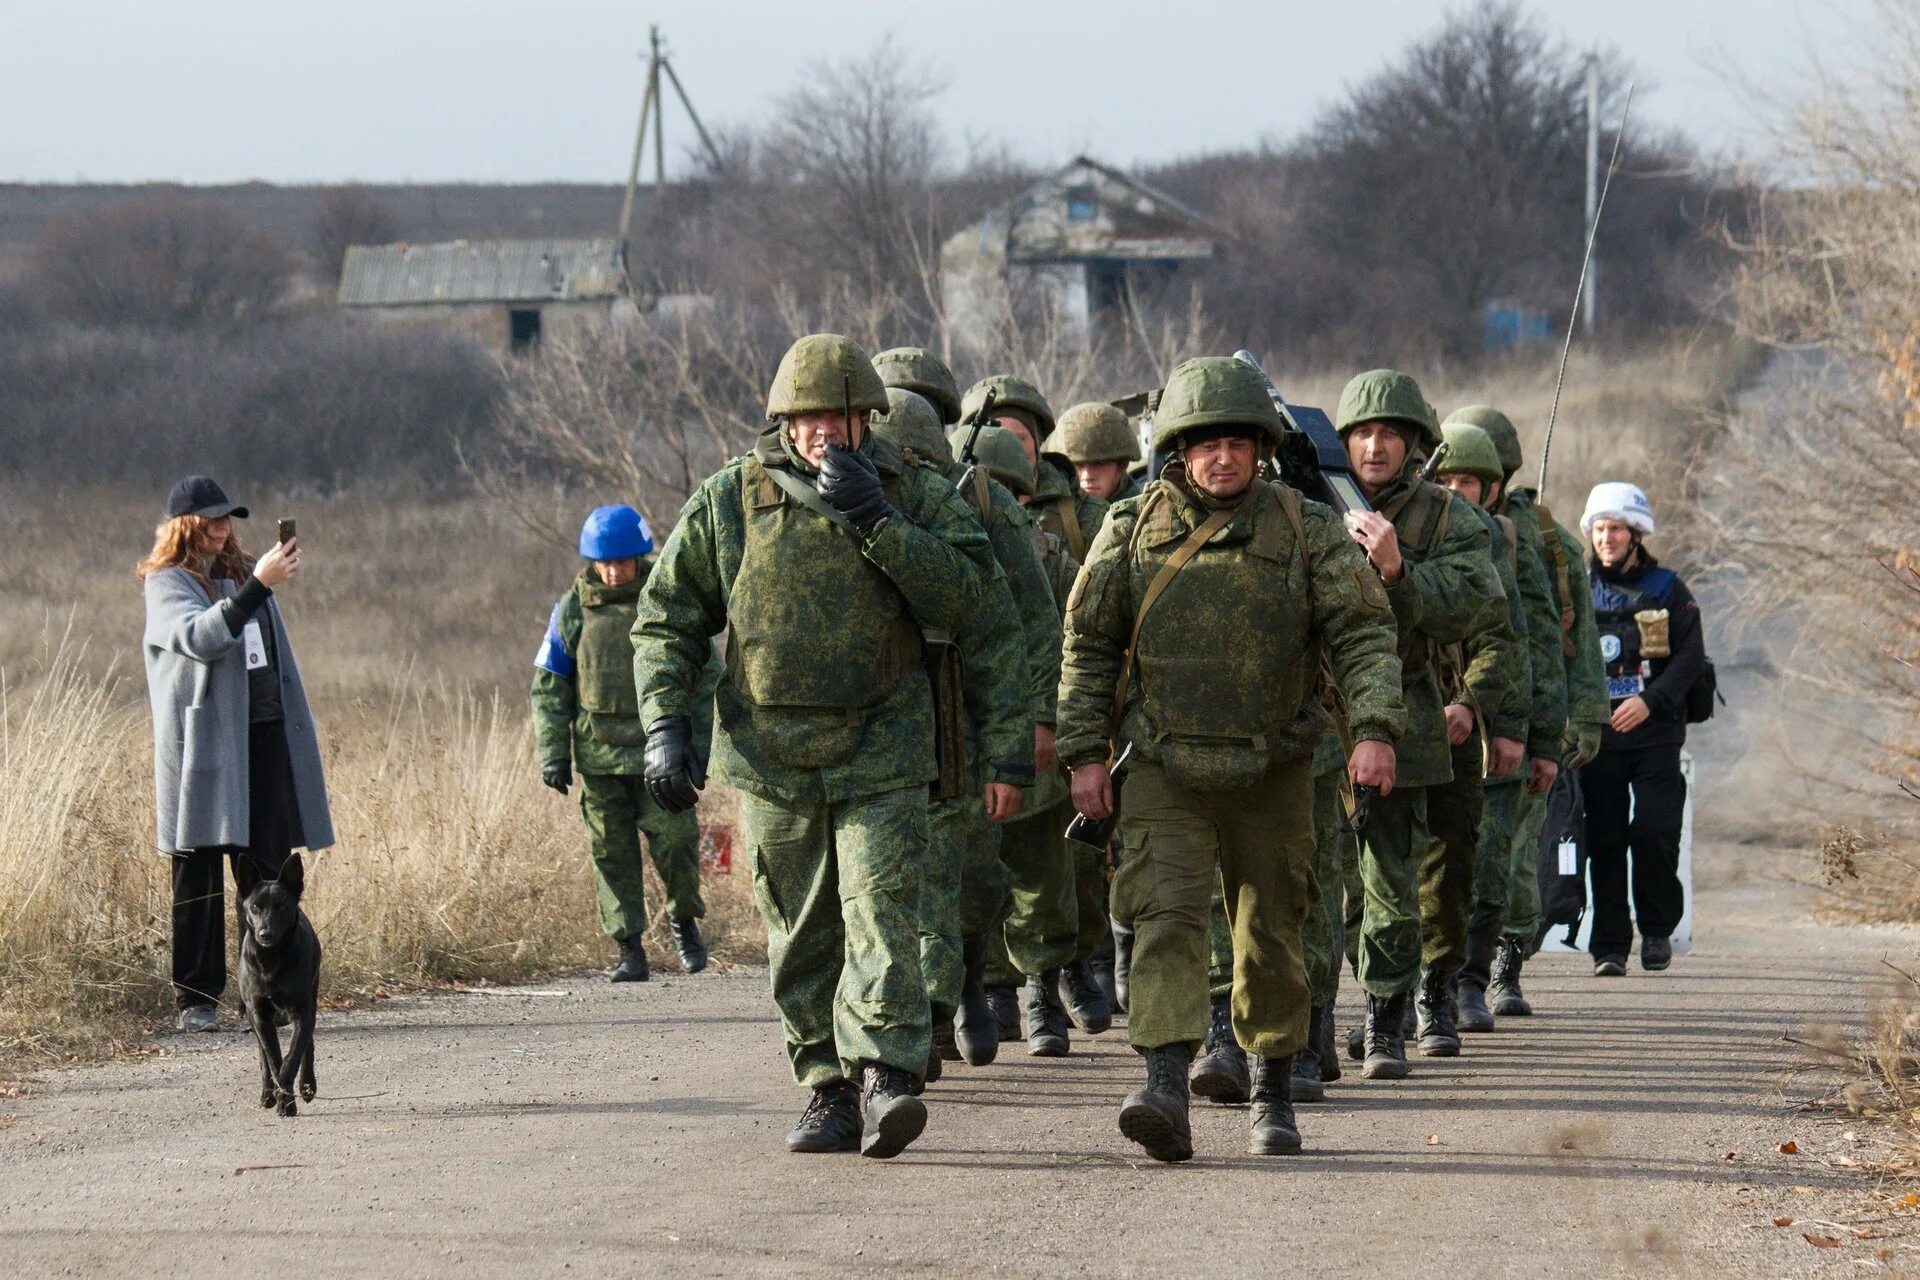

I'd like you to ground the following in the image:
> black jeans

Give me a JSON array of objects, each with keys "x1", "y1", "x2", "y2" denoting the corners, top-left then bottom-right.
[
  {"x1": 1579, "y1": 743, "x2": 1687, "y2": 958},
  {"x1": 169, "y1": 720, "x2": 299, "y2": 1010}
]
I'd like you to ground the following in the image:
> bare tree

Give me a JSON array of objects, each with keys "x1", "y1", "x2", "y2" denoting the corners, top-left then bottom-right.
[
  {"x1": 312, "y1": 187, "x2": 398, "y2": 287},
  {"x1": 32, "y1": 200, "x2": 293, "y2": 332}
]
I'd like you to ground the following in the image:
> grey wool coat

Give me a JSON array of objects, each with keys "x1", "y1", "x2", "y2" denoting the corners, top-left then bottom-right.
[{"x1": 142, "y1": 567, "x2": 334, "y2": 855}]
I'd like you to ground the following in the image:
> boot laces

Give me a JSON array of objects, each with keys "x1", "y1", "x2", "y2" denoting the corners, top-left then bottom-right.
[
  {"x1": 1203, "y1": 1002, "x2": 1233, "y2": 1053},
  {"x1": 1149, "y1": 1050, "x2": 1188, "y2": 1094}
]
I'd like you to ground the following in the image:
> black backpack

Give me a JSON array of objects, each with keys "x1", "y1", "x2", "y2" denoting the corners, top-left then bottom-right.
[{"x1": 1533, "y1": 765, "x2": 1588, "y2": 955}]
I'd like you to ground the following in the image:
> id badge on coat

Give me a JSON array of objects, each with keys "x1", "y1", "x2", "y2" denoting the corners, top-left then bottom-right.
[{"x1": 243, "y1": 620, "x2": 268, "y2": 670}]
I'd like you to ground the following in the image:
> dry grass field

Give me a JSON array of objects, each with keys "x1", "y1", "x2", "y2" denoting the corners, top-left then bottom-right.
[{"x1": 0, "y1": 339, "x2": 1739, "y2": 1071}]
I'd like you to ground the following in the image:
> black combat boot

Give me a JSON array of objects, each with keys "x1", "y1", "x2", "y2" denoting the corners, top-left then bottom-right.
[
  {"x1": 1313, "y1": 1004, "x2": 1341, "y2": 1083},
  {"x1": 859, "y1": 1063, "x2": 927, "y2": 1159},
  {"x1": 1292, "y1": 1025, "x2": 1327, "y2": 1103},
  {"x1": 1346, "y1": 1021, "x2": 1366, "y2": 1061},
  {"x1": 786, "y1": 1080, "x2": 861, "y2": 1153},
  {"x1": 670, "y1": 917, "x2": 708, "y2": 974},
  {"x1": 1362, "y1": 991, "x2": 1411, "y2": 1080},
  {"x1": 917, "y1": 1004, "x2": 952, "y2": 1095},
  {"x1": 1057, "y1": 958, "x2": 1113, "y2": 1035},
  {"x1": 1415, "y1": 969, "x2": 1461, "y2": 1057},
  {"x1": 610, "y1": 937, "x2": 650, "y2": 983},
  {"x1": 1489, "y1": 937, "x2": 1533, "y2": 1016},
  {"x1": 955, "y1": 935, "x2": 1000, "y2": 1066},
  {"x1": 1249, "y1": 1056, "x2": 1303, "y2": 1155},
  {"x1": 1456, "y1": 932, "x2": 1498, "y2": 1033},
  {"x1": 1024, "y1": 971, "x2": 1072, "y2": 1057},
  {"x1": 1112, "y1": 921, "x2": 1134, "y2": 1013},
  {"x1": 1090, "y1": 931, "x2": 1119, "y2": 1013},
  {"x1": 1119, "y1": 1044, "x2": 1194, "y2": 1163},
  {"x1": 931, "y1": 1004, "x2": 961, "y2": 1062},
  {"x1": 989, "y1": 985, "x2": 1022, "y2": 1043},
  {"x1": 1189, "y1": 994, "x2": 1251, "y2": 1104}
]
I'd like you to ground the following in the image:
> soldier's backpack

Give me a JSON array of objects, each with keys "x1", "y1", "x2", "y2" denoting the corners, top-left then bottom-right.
[{"x1": 1533, "y1": 763, "x2": 1588, "y2": 954}]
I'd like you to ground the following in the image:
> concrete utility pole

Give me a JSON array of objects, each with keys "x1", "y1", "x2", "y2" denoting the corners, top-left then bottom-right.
[
  {"x1": 1583, "y1": 55, "x2": 1600, "y2": 340},
  {"x1": 613, "y1": 26, "x2": 726, "y2": 262}
]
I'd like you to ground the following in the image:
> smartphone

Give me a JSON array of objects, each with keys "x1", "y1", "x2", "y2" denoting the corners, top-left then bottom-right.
[{"x1": 277, "y1": 518, "x2": 297, "y2": 547}]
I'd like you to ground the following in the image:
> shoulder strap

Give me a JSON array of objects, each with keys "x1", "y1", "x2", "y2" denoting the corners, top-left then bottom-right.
[
  {"x1": 762, "y1": 462, "x2": 861, "y2": 540},
  {"x1": 1106, "y1": 505, "x2": 1236, "y2": 740},
  {"x1": 1275, "y1": 483, "x2": 1311, "y2": 576},
  {"x1": 1532, "y1": 500, "x2": 1576, "y2": 638},
  {"x1": 1056, "y1": 497, "x2": 1087, "y2": 562},
  {"x1": 970, "y1": 467, "x2": 993, "y2": 528}
]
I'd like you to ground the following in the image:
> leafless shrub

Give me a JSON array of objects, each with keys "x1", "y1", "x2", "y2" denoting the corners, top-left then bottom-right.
[
  {"x1": 31, "y1": 198, "x2": 294, "y2": 331},
  {"x1": 310, "y1": 186, "x2": 398, "y2": 287}
]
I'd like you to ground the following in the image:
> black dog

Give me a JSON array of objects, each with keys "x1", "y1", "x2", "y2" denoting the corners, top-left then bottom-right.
[{"x1": 235, "y1": 853, "x2": 321, "y2": 1117}]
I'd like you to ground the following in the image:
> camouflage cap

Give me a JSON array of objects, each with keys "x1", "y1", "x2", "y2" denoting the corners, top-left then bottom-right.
[
  {"x1": 873, "y1": 346, "x2": 962, "y2": 425},
  {"x1": 1443, "y1": 405, "x2": 1522, "y2": 479},
  {"x1": 952, "y1": 424, "x2": 1035, "y2": 497},
  {"x1": 1150, "y1": 356, "x2": 1284, "y2": 453},
  {"x1": 1436, "y1": 421, "x2": 1505, "y2": 486},
  {"x1": 959, "y1": 374, "x2": 1056, "y2": 438},
  {"x1": 1335, "y1": 369, "x2": 1442, "y2": 451},
  {"x1": 765, "y1": 333, "x2": 890, "y2": 421},
  {"x1": 869, "y1": 387, "x2": 950, "y2": 465},
  {"x1": 1045, "y1": 401, "x2": 1141, "y2": 464}
]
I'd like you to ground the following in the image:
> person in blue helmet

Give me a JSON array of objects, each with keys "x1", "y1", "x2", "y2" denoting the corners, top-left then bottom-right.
[{"x1": 532, "y1": 505, "x2": 718, "y2": 980}]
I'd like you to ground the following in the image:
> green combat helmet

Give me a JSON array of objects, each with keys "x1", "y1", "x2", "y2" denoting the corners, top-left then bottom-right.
[
  {"x1": 765, "y1": 333, "x2": 890, "y2": 422},
  {"x1": 1150, "y1": 356, "x2": 1285, "y2": 453},
  {"x1": 1336, "y1": 369, "x2": 1442, "y2": 452},
  {"x1": 1436, "y1": 421, "x2": 1505, "y2": 486},
  {"x1": 960, "y1": 374, "x2": 1055, "y2": 440},
  {"x1": 954, "y1": 424, "x2": 1035, "y2": 497},
  {"x1": 1443, "y1": 405, "x2": 1522, "y2": 480},
  {"x1": 870, "y1": 387, "x2": 950, "y2": 465},
  {"x1": 1046, "y1": 401, "x2": 1141, "y2": 464},
  {"x1": 873, "y1": 346, "x2": 962, "y2": 425}
]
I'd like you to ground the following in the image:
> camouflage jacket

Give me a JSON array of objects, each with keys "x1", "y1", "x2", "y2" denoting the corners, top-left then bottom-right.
[
  {"x1": 531, "y1": 566, "x2": 718, "y2": 776},
  {"x1": 1457, "y1": 507, "x2": 1530, "y2": 745},
  {"x1": 1505, "y1": 488, "x2": 1607, "y2": 741},
  {"x1": 1498, "y1": 492, "x2": 1570, "y2": 761},
  {"x1": 1057, "y1": 477, "x2": 1405, "y2": 790},
  {"x1": 1368, "y1": 464, "x2": 1510, "y2": 789},
  {"x1": 1030, "y1": 457, "x2": 1110, "y2": 564},
  {"x1": 633, "y1": 427, "x2": 994, "y2": 804},
  {"x1": 940, "y1": 458, "x2": 1063, "y2": 728}
]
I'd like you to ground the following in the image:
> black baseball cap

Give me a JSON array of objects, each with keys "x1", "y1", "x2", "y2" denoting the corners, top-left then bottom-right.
[{"x1": 165, "y1": 475, "x2": 249, "y2": 520}]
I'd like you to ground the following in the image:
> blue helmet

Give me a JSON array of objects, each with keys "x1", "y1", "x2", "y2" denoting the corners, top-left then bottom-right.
[{"x1": 578, "y1": 504, "x2": 653, "y2": 560}]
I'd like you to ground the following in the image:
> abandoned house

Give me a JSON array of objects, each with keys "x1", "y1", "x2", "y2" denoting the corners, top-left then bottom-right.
[
  {"x1": 337, "y1": 237, "x2": 635, "y2": 353},
  {"x1": 941, "y1": 156, "x2": 1217, "y2": 355}
]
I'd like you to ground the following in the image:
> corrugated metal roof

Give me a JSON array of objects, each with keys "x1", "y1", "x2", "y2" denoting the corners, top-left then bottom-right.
[{"x1": 338, "y1": 238, "x2": 628, "y2": 307}]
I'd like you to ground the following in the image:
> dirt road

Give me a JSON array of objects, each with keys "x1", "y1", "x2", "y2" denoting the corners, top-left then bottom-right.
[{"x1": 0, "y1": 838, "x2": 1900, "y2": 1279}]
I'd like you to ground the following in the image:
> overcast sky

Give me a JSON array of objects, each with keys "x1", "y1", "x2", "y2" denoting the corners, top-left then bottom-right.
[{"x1": 0, "y1": 0, "x2": 1872, "y2": 185}]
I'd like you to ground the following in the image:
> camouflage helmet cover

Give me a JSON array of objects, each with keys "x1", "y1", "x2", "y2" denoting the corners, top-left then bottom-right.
[
  {"x1": 1436, "y1": 421, "x2": 1505, "y2": 486},
  {"x1": 1149, "y1": 356, "x2": 1285, "y2": 453},
  {"x1": 959, "y1": 374, "x2": 1056, "y2": 439},
  {"x1": 1336, "y1": 369, "x2": 1442, "y2": 451},
  {"x1": 870, "y1": 387, "x2": 950, "y2": 465},
  {"x1": 765, "y1": 333, "x2": 890, "y2": 421},
  {"x1": 872, "y1": 346, "x2": 962, "y2": 425},
  {"x1": 1443, "y1": 405, "x2": 1522, "y2": 479},
  {"x1": 952, "y1": 424, "x2": 1036, "y2": 497},
  {"x1": 1046, "y1": 401, "x2": 1141, "y2": 464}
]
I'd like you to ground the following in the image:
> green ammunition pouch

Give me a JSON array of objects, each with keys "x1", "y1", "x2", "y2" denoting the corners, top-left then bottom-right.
[
  {"x1": 575, "y1": 578, "x2": 648, "y2": 747},
  {"x1": 727, "y1": 455, "x2": 922, "y2": 769}
]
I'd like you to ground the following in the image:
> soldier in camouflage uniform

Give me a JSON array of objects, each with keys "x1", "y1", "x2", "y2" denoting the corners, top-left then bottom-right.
[
  {"x1": 533, "y1": 504, "x2": 715, "y2": 982},
  {"x1": 873, "y1": 346, "x2": 963, "y2": 427},
  {"x1": 1058, "y1": 355, "x2": 1404, "y2": 1163},
  {"x1": 959, "y1": 375, "x2": 1115, "y2": 1051},
  {"x1": 1046, "y1": 401, "x2": 1144, "y2": 503},
  {"x1": 1443, "y1": 407, "x2": 1607, "y2": 1015},
  {"x1": 1434, "y1": 414, "x2": 1567, "y2": 1031},
  {"x1": 868, "y1": 386, "x2": 1047, "y2": 1075},
  {"x1": 1335, "y1": 370, "x2": 1510, "y2": 1081},
  {"x1": 632, "y1": 334, "x2": 1011, "y2": 1159},
  {"x1": 1419, "y1": 423, "x2": 1531, "y2": 1054}
]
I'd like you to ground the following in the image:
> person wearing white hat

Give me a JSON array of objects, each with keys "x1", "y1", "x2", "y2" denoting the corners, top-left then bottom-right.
[{"x1": 1579, "y1": 482, "x2": 1707, "y2": 977}]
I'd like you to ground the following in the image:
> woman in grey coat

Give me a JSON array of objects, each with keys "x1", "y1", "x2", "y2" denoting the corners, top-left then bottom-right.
[{"x1": 139, "y1": 476, "x2": 333, "y2": 1031}]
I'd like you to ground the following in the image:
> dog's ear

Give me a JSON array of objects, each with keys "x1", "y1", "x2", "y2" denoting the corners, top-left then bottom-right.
[
  {"x1": 232, "y1": 853, "x2": 262, "y2": 899},
  {"x1": 280, "y1": 852, "x2": 305, "y2": 897}
]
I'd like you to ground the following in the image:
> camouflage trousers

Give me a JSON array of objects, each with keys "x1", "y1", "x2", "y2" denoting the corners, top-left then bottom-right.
[
  {"x1": 986, "y1": 799, "x2": 1078, "y2": 984},
  {"x1": 1072, "y1": 837, "x2": 1111, "y2": 961},
  {"x1": 1118, "y1": 755, "x2": 1316, "y2": 1060},
  {"x1": 1505, "y1": 783, "x2": 1549, "y2": 947},
  {"x1": 1467, "y1": 778, "x2": 1525, "y2": 945},
  {"x1": 576, "y1": 773, "x2": 705, "y2": 942},
  {"x1": 1208, "y1": 767, "x2": 1350, "y2": 1009},
  {"x1": 741, "y1": 786, "x2": 930, "y2": 1089},
  {"x1": 1354, "y1": 784, "x2": 1432, "y2": 999},
  {"x1": 1419, "y1": 740, "x2": 1483, "y2": 976},
  {"x1": 921, "y1": 789, "x2": 1012, "y2": 1011}
]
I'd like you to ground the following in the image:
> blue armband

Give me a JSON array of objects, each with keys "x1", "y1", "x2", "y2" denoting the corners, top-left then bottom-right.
[{"x1": 533, "y1": 601, "x2": 574, "y2": 678}]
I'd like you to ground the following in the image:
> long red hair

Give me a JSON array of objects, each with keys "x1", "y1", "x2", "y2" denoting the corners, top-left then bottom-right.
[{"x1": 136, "y1": 515, "x2": 253, "y2": 594}]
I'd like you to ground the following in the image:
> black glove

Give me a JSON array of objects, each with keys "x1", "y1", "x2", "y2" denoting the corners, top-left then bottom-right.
[
  {"x1": 644, "y1": 714, "x2": 707, "y2": 814},
  {"x1": 541, "y1": 759, "x2": 572, "y2": 796},
  {"x1": 817, "y1": 444, "x2": 893, "y2": 536}
]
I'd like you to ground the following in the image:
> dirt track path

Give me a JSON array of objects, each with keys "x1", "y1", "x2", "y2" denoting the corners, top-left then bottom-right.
[{"x1": 0, "y1": 841, "x2": 1902, "y2": 1280}]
